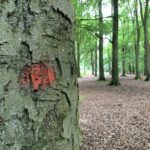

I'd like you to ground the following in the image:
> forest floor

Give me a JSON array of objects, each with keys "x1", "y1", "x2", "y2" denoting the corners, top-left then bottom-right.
[{"x1": 79, "y1": 74, "x2": 150, "y2": 150}]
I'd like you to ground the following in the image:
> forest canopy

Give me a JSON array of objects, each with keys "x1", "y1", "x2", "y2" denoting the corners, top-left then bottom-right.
[{"x1": 73, "y1": 0, "x2": 150, "y2": 83}]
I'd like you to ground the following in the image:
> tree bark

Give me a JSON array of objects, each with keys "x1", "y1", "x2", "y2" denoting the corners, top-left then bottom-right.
[
  {"x1": 120, "y1": 16, "x2": 126, "y2": 77},
  {"x1": 91, "y1": 49, "x2": 95, "y2": 75},
  {"x1": 145, "y1": 43, "x2": 150, "y2": 81},
  {"x1": 98, "y1": 0, "x2": 105, "y2": 81},
  {"x1": 107, "y1": 49, "x2": 112, "y2": 75},
  {"x1": 95, "y1": 46, "x2": 98, "y2": 76},
  {"x1": 0, "y1": 1, "x2": 80, "y2": 150},
  {"x1": 134, "y1": 0, "x2": 141, "y2": 79},
  {"x1": 144, "y1": 53, "x2": 147, "y2": 75},
  {"x1": 77, "y1": 42, "x2": 81, "y2": 77},
  {"x1": 139, "y1": 0, "x2": 150, "y2": 80},
  {"x1": 128, "y1": 45, "x2": 134, "y2": 74},
  {"x1": 121, "y1": 47, "x2": 126, "y2": 76},
  {"x1": 128, "y1": 63, "x2": 132, "y2": 74},
  {"x1": 127, "y1": 0, "x2": 141, "y2": 79},
  {"x1": 111, "y1": 0, "x2": 119, "y2": 85},
  {"x1": 132, "y1": 63, "x2": 135, "y2": 74}
]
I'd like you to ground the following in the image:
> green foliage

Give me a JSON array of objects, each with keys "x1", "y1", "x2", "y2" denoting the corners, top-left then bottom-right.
[{"x1": 73, "y1": 0, "x2": 148, "y2": 75}]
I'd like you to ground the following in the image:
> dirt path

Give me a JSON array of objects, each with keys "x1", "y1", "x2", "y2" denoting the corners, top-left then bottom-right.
[{"x1": 79, "y1": 75, "x2": 150, "y2": 150}]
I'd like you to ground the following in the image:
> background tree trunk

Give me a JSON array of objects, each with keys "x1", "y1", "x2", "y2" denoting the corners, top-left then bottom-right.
[
  {"x1": 144, "y1": 53, "x2": 147, "y2": 75},
  {"x1": 111, "y1": 0, "x2": 119, "y2": 85},
  {"x1": 121, "y1": 47, "x2": 126, "y2": 76},
  {"x1": 139, "y1": 0, "x2": 150, "y2": 80},
  {"x1": 134, "y1": 0, "x2": 141, "y2": 79},
  {"x1": 120, "y1": 16, "x2": 127, "y2": 77},
  {"x1": 95, "y1": 47, "x2": 98, "y2": 76},
  {"x1": 99, "y1": 0, "x2": 105, "y2": 81},
  {"x1": 147, "y1": 44, "x2": 150, "y2": 80},
  {"x1": 91, "y1": 49, "x2": 95, "y2": 75},
  {"x1": 77, "y1": 42, "x2": 81, "y2": 77},
  {"x1": 0, "y1": 1, "x2": 80, "y2": 150},
  {"x1": 107, "y1": 49, "x2": 112, "y2": 75},
  {"x1": 128, "y1": 63, "x2": 132, "y2": 74}
]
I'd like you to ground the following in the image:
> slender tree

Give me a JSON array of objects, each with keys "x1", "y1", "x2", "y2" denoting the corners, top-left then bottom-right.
[
  {"x1": 127, "y1": 0, "x2": 140, "y2": 78},
  {"x1": 91, "y1": 49, "x2": 95, "y2": 75},
  {"x1": 99, "y1": 0, "x2": 106, "y2": 80},
  {"x1": 0, "y1": 1, "x2": 80, "y2": 149},
  {"x1": 134, "y1": 0, "x2": 141, "y2": 79},
  {"x1": 111, "y1": 0, "x2": 119, "y2": 85},
  {"x1": 121, "y1": 47, "x2": 126, "y2": 76},
  {"x1": 120, "y1": 17, "x2": 127, "y2": 77},
  {"x1": 139, "y1": 0, "x2": 150, "y2": 80},
  {"x1": 95, "y1": 46, "x2": 98, "y2": 76},
  {"x1": 77, "y1": 41, "x2": 81, "y2": 77}
]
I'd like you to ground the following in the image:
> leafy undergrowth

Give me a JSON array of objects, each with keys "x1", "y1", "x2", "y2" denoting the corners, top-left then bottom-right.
[{"x1": 79, "y1": 75, "x2": 150, "y2": 150}]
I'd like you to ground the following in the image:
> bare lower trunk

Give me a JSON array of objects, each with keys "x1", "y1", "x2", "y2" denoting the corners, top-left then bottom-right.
[
  {"x1": 139, "y1": 0, "x2": 150, "y2": 80},
  {"x1": 107, "y1": 50, "x2": 112, "y2": 75},
  {"x1": 111, "y1": 0, "x2": 119, "y2": 85},
  {"x1": 99, "y1": 0, "x2": 105, "y2": 81},
  {"x1": 145, "y1": 44, "x2": 150, "y2": 81},
  {"x1": 109, "y1": 63, "x2": 112, "y2": 75},
  {"x1": 128, "y1": 63, "x2": 132, "y2": 74},
  {"x1": 144, "y1": 6, "x2": 150, "y2": 81},
  {"x1": 144, "y1": 52, "x2": 147, "y2": 75},
  {"x1": 91, "y1": 49, "x2": 94, "y2": 75},
  {"x1": 134, "y1": 0, "x2": 141, "y2": 80},
  {"x1": 77, "y1": 42, "x2": 81, "y2": 77},
  {"x1": 132, "y1": 64, "x2": 135, "y2": 74},
  {"x1": 95, "y1": 47, "x2": 98, "y2": 76},
  {"x1": 121, "y1": 47, "x2": 126, "y2": 76},
  {"x1": 0, "y1": 1, "x2": 80, "y2": 150}
]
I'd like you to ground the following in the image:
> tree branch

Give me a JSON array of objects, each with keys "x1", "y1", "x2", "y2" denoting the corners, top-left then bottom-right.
[
  {"x1": 76, "y1": 16, "x2": 113, "y2": 22},
  {"x1": 139, "y1": 0, "x2": 144, "y2": 25}
]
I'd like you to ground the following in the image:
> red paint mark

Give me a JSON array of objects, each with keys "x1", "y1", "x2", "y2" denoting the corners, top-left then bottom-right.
[{"x1": 20, "y1": 62, "x2": 55, "y2": 91}]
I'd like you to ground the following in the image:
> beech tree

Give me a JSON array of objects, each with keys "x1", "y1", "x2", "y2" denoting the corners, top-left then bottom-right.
[
  {"x1": 139, "y1": 0, "x2": 150, "y2": 80},
  {"x1": 111, "y1": 0, "x2": 119, "y2": 85},
  {"x1": 134, "y1": 0, "x2": 141, "y2": 79},
  {"x1": 98, "y1": 0, "x2": 105, "y2": 81},
  {"x1": 0, "y1": 0, "x2": 80, "y2": 149}
]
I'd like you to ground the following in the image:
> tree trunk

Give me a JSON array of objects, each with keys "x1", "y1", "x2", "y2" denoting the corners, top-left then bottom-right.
[
  {"x1": 134, "y1": 0, "x2": 141, "y2": 80},
  {"x1": 144, "y1": 53, "x2": 147, "y2": 75},
  {"x1": 95, "y1": 47, "x2": 98, "y2": 76},
  {"x1": 98, "y1": 0, "x2": 105, "y2": 81},
  {"x1": 132, "y1": 63, "x2": 135, "y2": 74},
  {"x1": 77, "y1": 42, "x2": 81, "y2": 77},
  {"x1": 0, "y1": 1, "x2": 80, "y2": 150},
  {"x1": 107, "y1": 50, "x2": 112, "y2": 75},
  {"x1": 111, "y1": 0, "x2": 119, "y2": 85},
  {"x1": 145, "y1": 42, "x2": 150, "y2": 81},
  {"x1": 139, "y1": 0, "x2": 150, "y2": 81},
  {"x1": 91, "y1": 49, "x2": 94, "y2": 75},
  {"x1": 128, "y1": 63, "x2": 132, "y2": 74},
  {"x1": 125, "y1": 1, "x2": 142, "y2": 78},
  {"x1": 128, "y1": 45, "x2": 134, "y2": 74},
  {"x1": 144, "y1": 10, "x2": 150, "y2": 81},
  {"x1": 109, "y1": 63, "x2": 112, "y2": 75},
  {"x1": 121, "y1": 47, "x2": 126, "y2": 76},
  {"x1": 120, "y1": 15, "x2": 127, "y2": 77}
]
